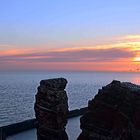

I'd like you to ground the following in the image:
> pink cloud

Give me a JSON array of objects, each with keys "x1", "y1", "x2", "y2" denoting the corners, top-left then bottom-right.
[{"x1": 0, "y1": 47, "x2": 137, "y2": 72}]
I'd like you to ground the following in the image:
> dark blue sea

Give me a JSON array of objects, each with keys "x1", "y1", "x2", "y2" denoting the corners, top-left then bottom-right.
[{"x1": 0, "y1": 71, "x2": 140, "y2": 127}]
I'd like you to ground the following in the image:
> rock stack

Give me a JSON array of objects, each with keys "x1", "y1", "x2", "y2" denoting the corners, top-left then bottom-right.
[
  {"x1": 34, "y1": 78, "x2": 69, "y2": 140},
  {"x1": 77, "y1": 80, "x2": 140, "y2": 140}
]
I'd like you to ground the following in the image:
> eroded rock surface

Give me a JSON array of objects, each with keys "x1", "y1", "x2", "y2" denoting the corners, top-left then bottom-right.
[
  {"x1": 34, "y1": 78, "x2": 68, "y2": 140},
  {"x1": 77, "y1": 80, "x2": 140, "y2": 140}
]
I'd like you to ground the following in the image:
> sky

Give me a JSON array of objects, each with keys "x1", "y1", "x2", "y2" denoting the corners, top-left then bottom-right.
[{"x1": 0, "y1": 0, "x2": 140, "y2": 72}]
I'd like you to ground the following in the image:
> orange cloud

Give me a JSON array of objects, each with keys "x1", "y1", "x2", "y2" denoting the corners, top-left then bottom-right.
[
  {"x1": 0, "y1": 35, "x2": 140, "y2": 72},
  {"x1": 0, "y1": 47, "x2": 136, "y2": 72},
  {"x1": 121, "y1": 35, "x2": 140, "y2": 40}
]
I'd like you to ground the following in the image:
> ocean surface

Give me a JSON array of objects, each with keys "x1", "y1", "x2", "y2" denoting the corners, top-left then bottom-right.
[{"x1": 0, "y1": 71, "x2": 140, "y2": 127}]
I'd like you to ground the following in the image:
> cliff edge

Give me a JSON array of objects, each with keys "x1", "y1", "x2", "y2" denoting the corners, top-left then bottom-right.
[{"x1": 77, "y1": 80, "x2": 140, "y2": 140}]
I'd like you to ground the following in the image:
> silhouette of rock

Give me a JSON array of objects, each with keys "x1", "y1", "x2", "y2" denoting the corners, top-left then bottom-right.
[
  {"x1": 34, "y1": 78, "x2": 68, "y2": 140},
  {"x1": 77, "y1": 80, "x2": 140, "y2": 140}
]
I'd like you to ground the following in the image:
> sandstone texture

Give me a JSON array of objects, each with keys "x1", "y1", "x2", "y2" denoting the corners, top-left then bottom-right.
[
  {"x1": 77, "y1": 80, "x2": 140, "y2": 140},
  {"x1": 34, "y1": 78, "x2": 68, "y2": 140}
]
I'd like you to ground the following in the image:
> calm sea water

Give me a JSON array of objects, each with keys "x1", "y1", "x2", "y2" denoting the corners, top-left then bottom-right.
[{"x1": 0, "y1": 71, "x2": 140, "y2": 127}]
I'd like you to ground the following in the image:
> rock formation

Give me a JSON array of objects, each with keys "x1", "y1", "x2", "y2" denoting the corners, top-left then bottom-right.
[
  {"x1": 34, "y1": 78, "x2": 68, "y2": 140},
  {"x1": 77, "y1": 80, "x2": 140, "y2": 140}
]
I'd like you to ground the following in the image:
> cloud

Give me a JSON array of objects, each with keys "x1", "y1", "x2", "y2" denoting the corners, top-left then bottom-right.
[
  {"x1": 0, "y1": 47, "x2": 135, "y2": 63},
  {"x1": 0, "y1": 35, "x2": 140, "y2": 71},
  {"x1": 121, "y1": 35, "x2": 140, "y2": 40}
]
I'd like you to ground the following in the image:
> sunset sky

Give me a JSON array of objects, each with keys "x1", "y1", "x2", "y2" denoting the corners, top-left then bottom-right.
[{"x1": 0, "y1": 0, "x2": 140, "y2": 72}]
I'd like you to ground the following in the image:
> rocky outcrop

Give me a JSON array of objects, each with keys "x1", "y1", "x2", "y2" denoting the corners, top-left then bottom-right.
[
  {"x1": 77, "y1": 80, "x2": 140, "y2": 140},
  {"x1": 34, "y1": 78, "x2": 68, "y2": 140}
]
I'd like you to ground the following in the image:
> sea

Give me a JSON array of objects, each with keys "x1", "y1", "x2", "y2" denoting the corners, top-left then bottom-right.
[{"x1": 0, "y1": 71, "x2": 140, "y2": 127}]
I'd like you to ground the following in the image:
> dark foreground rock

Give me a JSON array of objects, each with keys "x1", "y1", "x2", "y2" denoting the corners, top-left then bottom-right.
[
  {"x1": 34, "y1": 78, "x2": 68, "y2": 140},
  {"x1": 77, "y1": 80, "x2": 140, "y2": 140}
]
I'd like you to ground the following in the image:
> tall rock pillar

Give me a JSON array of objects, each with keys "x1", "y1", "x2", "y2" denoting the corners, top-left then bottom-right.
[{"x1": 34, "y1": 78, "x2": 68, "y2": 140}]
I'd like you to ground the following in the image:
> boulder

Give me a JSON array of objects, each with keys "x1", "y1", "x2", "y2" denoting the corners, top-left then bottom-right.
[
  {"x1": 77, "y1": 80, "x2": 140, "y2": 140},
  {"x1": 34, "y1": 78, "x2": 68, "y2": 140}
]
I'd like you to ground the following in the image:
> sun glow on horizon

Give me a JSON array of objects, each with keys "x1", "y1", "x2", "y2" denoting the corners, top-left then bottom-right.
[
  {"x1": 134, "y1": 57, "x2": 140, "y2": 62},
  {"x1": 0, "y1": 34, "x2": 140, "y2": 72}
]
